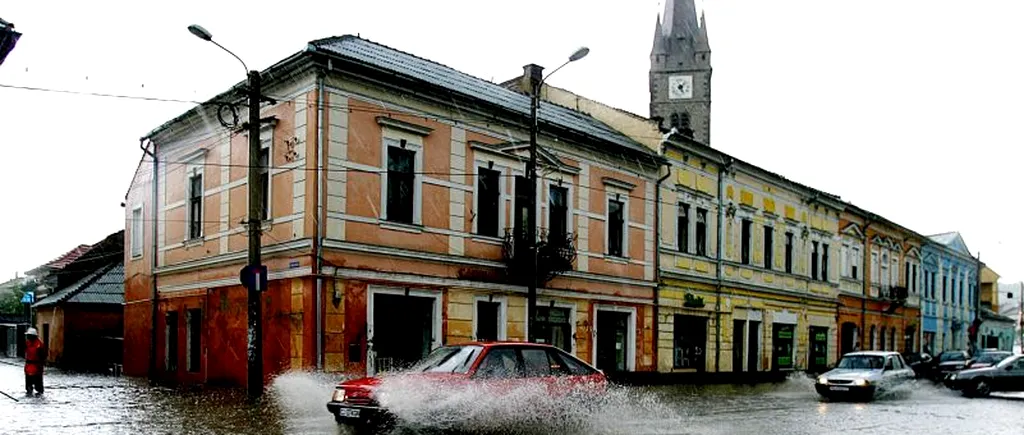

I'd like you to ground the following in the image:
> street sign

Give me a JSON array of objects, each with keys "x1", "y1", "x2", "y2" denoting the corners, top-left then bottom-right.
[{"x1": 239, "y1": 265, "x2": 268, "y2": 292}]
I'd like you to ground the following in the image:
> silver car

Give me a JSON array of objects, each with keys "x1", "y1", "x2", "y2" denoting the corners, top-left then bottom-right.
[{"x1": 815, "y1": 351, "x2": 915, "y2": 400}]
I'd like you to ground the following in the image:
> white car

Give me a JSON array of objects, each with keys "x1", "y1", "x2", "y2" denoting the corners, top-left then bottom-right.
[{"x1": 815, "y1": 351, "x2": 915, "y2": 400}]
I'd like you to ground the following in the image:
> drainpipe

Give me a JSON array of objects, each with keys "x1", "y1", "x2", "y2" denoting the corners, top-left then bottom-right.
[
  {"x1": 714, "y1": 157, "x2": 732, "y2": 373},
  {"x1": 652, "y1": 157, "x2": 671, "y2": 371},
  {"x1": 860, "y1": 219, "x2": 873, "y2": 350},
  {"x1": 314, "y1": 72, "x2": 326, "y2": 370},
  {"x1": 140, "y1": 138, "x2": 159, "y2": 382}
]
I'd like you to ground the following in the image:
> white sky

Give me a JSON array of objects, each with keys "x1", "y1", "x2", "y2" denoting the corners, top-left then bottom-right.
[{"x1": 1, "y1": 0, "x2": 1021, "y2": 283}]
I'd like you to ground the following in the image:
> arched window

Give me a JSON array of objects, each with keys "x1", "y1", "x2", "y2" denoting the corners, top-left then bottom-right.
[{"x1": 679, "y1": 112, "x2": 691, "y2": 130}]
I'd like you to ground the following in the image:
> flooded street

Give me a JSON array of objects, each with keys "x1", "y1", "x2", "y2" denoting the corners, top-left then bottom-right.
[{"x1": 2, "y1": 360, "x2": 1021, "y2": 434}]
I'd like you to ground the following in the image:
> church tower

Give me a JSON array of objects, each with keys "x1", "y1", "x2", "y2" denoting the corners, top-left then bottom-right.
[{"x1": 650, "y1": 0, "x2": 712, "y2": 144}]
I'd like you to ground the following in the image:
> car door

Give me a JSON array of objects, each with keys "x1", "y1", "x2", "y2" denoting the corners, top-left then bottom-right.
[
  {"x1": 1005, "y1": 358, "x2": 1024, "y2": 392},
  {"x1": 894, "y1": 354, "x2": 914, "y2": 381},
  {"x1": 881, "y1": 356, "x2": 897, "y2": 388}
]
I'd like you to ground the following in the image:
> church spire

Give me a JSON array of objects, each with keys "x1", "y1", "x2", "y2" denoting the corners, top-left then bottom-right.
[
  {"x1": 663, "y1": 0, "x2": 700, "y2": 40},
  {"x1": 652, "y1": 14, "x2": 667, "y2": 55}
]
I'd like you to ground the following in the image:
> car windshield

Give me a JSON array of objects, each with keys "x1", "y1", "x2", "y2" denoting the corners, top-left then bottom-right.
[
  {"x1": 407, "y1": 345, "x2": 482, "y2": 374},
  {"x1": 939, "y1": 352, "x2": 965, "y2": 362},
  {"x1": 836, "y1": 355, "x2": 884, "y2": 370},
  {"x1": 977, "y1": 353, "x2": 1010, "y2": 364}
]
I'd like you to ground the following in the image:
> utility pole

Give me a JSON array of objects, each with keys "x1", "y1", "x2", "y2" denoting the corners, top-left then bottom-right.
[
  {"x1": 245, "y1": 70, "x2": 264, "y2": 399},
  {"x1": 526, "y1": 64, "x2": 542, "y2": 343}
]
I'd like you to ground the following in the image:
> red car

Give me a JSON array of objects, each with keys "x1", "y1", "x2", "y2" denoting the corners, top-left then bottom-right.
[{"x1": 326, "y1": 342, "x2": 607, "y2": 432}]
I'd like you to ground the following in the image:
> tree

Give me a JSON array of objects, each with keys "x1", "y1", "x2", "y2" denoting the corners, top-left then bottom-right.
[{"x1": 0, "y1": 279, "x2": 36, "y2": 316}]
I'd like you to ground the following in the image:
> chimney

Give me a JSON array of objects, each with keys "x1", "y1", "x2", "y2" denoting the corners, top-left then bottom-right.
[{"x1": 521, "y1": 64, "x2": 544, "y2": 95}]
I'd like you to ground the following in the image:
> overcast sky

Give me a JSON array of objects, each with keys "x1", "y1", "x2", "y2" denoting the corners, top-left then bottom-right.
[{"x1": 1, "y1": 0, "x2": 1021, "y2": 284}]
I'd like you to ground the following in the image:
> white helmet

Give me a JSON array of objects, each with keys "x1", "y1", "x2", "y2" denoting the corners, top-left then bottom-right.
[{"x1": 25, "y1": 327, "x2": 38, "y2": 336}]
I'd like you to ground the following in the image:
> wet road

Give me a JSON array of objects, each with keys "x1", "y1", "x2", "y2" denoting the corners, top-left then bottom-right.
[{"x1": 1, "y1": 359, "x2": 1021, "y2": 434}]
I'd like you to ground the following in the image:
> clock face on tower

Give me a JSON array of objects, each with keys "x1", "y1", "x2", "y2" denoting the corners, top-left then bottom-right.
[{"x1": 668, "y1": 75, "x2": 693, "y2": 100}]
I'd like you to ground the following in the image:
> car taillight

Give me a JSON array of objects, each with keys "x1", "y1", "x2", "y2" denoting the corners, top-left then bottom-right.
[{"x1": 331, "y1": 388, "x2": 346, "y2": 402}]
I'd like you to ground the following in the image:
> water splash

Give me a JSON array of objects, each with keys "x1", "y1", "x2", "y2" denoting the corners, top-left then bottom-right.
[
  {"x1": 372, "y1": 375, "x2": 689, "y2": 434},
  {"x1": 268, "y1": 371, "x2": 345, "y2": 434}
]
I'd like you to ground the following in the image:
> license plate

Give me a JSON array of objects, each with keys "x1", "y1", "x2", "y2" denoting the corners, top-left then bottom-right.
[
  {"x1": 830, "y1": 386, "x2": 849, "y2": 391},
  {"x1": 336, "y1": 408, "x2": 361, "y2": 419}
]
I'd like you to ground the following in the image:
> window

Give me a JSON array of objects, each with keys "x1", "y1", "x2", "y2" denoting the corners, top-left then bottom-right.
[
  {"x1": 932, "y1": 273, "x2": 937, "y2": 299},
  {"x1": 513, "y1": 175, "x2": 529, "y2": 233},
  {"x1": 521, "y1": 348, "x2": 554, "y2": 377},
  {"x1": 476, "y1": 167, "x2": 501, "y2": 237},
  {"x1": 475, "y1": 348, "x2": 521, "y2": 378},
  {"x1": 608, "y1": 198, "x2": 625, "y2": 257},
  {"x1": 131, "y1": 206, "x2": 143, "y2": 258},
  {"x1": 536, "y1": 306, "x2": 572, "y2": 353},
  {"x1": 257, "y1": 146, "x2": 270, "y2": 221},
  {"x1": 880, "y1": 253, "x2": 889, "y2": 288},
  {"x1": 871, "y1": 252, "x2": 880, "y2": 283},
  {"x1": 879, "y1": 327, "x2": 887, "y2": 350},
  {"x1": 741, "y1": 219, "x2": 752, "y2": 265},
  {"x1": 673, "y1": 315, "x2": 707, "y2": 371},
  {"x1": 811, "y1": 241, "x2": 819, "y2": 280},
  {"x1": 386, "y1": 146, "x2": 416, "y2": 224},
  {"x1": 821, "y1": 244, "x2": 829, "y2": 281},
  {"x1": 548, "y1": 185, "x2": 568, "y2": 239},
  {"x1": 869, "y1": 325, "x2": 876, "y2": 350},
  {"x1": 904, "y1": 262, "x2": 910, "y2": 288},
  {"x1": 763, "y1": 226, "x2": 773, "y2": 270},
  {"x1": 696, "y1": 208, "x2": 707, "y2": 256},
  {"x1": 942, "y1": 276, "x2": 947, "y2": 302},
  {"x1": 890, "y1": 328, "x2": 897, "y2": 352},
  {"x1": 475, "y1": 300, "x2": 501, "y2": 342},
  {"x1": 677, "y1": 203, "x2": 690, "y2": 253},
  {"x1": 912, "y1": 264, "x2": 918, "y2": 293},
  {"x1": 187, "y1": 170, "x2": 203, "y2": 239},
  {"x1": 847, "y1": 247, "x2": 856, "y2": 278},
  {"x1": 165, "y1": 311, "x2": 178, "y2": 372},
  {"x1": 186, "y1": 308, "x2": 201, "y2": 373},
  {"x1": 784, "y1": 232, "x2": 793, "y2": 273}
]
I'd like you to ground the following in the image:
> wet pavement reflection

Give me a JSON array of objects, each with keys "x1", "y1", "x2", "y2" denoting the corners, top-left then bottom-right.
[{"x1": 1, "y1": 360, "x2": 1021, "y2": 434}]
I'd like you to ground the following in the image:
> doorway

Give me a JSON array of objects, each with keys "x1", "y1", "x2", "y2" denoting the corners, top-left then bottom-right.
[
  {"x1": 733, "y1": 319, "x2": 746, "y2": 372},
  {"x1": 841, "y1": 322, "x2": 858, "y2": 355},
  {"x1": 368, "y1": 289, "x2": 439, "y2": 375},
  {"x1": 772, "y1": 323, "x2": 795, "y2": 371},
  {"x1": 747, "y1": 321, "x2": 760, "y2": 372},
  {"x1": 594, "y1": 305, "x2": 635, "y2": 372},
  {"x1": 809, "y1": 326, "x2": 829, "y2": 372}
]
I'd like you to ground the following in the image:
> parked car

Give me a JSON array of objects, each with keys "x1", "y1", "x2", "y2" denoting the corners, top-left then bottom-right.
[
  {"x1": 932, "y1": 350, "x2": 970, "y2": 380},
  {"x1": 901, "y1": 352, "x2": 934, "y2": 378},
  {"x1": 965, "y1": 350, "x2": 1012, "y2": 370},
  {"x1": 326, "y1": 342, "x2": 607, "y2": 432},
  {"x1": 945, "y1": 354, "x2": 1024, "y2": 397},
  {"x1": 815, "y1": 351, "x2": 915, "y2": 401}
]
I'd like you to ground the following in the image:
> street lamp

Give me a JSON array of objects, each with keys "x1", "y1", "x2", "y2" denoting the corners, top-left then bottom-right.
[
  {"x1": 188, "y1": 24, "x2": 265, "y2": 400},
  {"x1": 525, "y1": 47, "x2": 589, "y2": 343}
]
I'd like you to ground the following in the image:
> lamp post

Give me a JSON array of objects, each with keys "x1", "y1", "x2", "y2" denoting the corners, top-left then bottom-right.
[
  {"x1": 526, "y1": 47, "x2": 589, "y2": 343},
  {"x1": 188, "y1": 24, "x2": 265, "y2": 399}
]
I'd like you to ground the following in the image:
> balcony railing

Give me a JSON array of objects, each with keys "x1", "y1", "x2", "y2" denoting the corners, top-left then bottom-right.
[
  {"x1": 502, "y1": 227, "x2": 577, "y2": 286},
  {"x1": 883, "y1": 285, "x2": 909, "y2": 314}
]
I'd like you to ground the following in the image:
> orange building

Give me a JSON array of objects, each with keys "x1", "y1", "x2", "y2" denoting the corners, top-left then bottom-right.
[
  {"x1": 836, "y1": 205, "x2": 923, "y2": 356},
  {"x1": 123, "y1": 36, "x2": 664, "y2": 386}
]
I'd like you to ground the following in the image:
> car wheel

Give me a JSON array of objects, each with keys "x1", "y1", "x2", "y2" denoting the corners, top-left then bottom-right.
[{"x1": 972, "y1": 379, "x2": 991, "y2": 398}]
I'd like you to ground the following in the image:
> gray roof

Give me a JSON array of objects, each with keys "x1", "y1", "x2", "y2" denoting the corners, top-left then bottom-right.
[
  {"x1": 310, "y1": 36, "x2": 654, "y2": 158},
  {"x1": 34, "y1": 263, "x2": 123, "y2": 307}
]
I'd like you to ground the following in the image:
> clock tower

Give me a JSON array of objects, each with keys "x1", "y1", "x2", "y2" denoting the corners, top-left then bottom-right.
[{"x1": 650, "y1": 0, "x2": 712, "y2": 144}]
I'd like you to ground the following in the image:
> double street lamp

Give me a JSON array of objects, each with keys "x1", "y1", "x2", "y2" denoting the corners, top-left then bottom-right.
[
  {"x1": 188, "y1": 24, "x2": 265, "y2": 400},
  {"x1": 525, "y1": 47, "x2": 589, "y2": 343}
]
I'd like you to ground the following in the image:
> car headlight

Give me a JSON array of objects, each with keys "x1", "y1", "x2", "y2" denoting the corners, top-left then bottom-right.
[
  {"x1": 949, "y1": 373, "x2": 957, "y2": 380},
  {"x1": 853, "y1": 379, "x2": 870, "y2": 386},
  {"x1": 331, "y1": 388, "x2": 346, "y2": 402},
  {"x1": 817, "y1": 377, "x2": 828, "y2": 385}
]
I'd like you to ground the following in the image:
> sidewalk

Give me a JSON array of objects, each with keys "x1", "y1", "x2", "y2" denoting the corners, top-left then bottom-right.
[{"x1": 0, "y1": 356, "x2": 21, "y2": 367}]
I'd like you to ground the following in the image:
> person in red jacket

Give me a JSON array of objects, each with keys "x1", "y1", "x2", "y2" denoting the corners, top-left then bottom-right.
[{"x1": 24, "y1": 328, "x2": 46, "y2": 395}]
